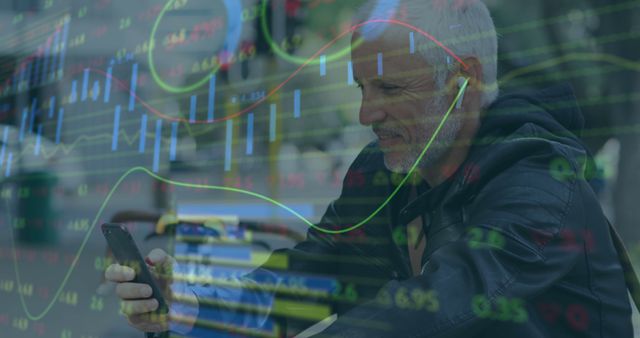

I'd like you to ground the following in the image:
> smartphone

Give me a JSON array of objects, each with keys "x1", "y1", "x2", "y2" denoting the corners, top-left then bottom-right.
[{"x1": 101, "y1": 223, "x2": 169, "y2": 314}]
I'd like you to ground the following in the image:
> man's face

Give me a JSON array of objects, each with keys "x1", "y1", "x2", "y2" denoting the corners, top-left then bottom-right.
[{"x1": 351, "y1": 32, "x2": 462, "y2": 174}]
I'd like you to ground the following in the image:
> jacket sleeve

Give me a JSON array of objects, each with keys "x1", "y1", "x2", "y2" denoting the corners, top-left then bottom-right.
[{"x1": 313, "y1": 144, "x2": 589, "y2": 338}]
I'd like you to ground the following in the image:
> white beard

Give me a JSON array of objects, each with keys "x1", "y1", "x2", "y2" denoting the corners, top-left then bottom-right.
[{"x1": 383, "y1": 96, "x2": 463, "y2": 174}]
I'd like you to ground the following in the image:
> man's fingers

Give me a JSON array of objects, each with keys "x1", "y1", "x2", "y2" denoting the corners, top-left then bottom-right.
[
  {"x1": 105, "y1": 264, "x2": 135, "y2": 282},
  {"x1": 115, "y1": 283, "x2": 152, "y2": 300},
  {"x1": 129, "y1": 312, "x2": 168, "y2": 325},
  {"x1": 120, "y1": 298, "x2": 159, "y2": 315},
  {"x1": 127, "y1": 312, "x2": 168, "y2": 332}
]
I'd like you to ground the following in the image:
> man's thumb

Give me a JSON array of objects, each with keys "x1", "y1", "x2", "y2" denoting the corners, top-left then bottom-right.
[{"x1": 146, "y1": 248, "x2": 173, "y2": 269}]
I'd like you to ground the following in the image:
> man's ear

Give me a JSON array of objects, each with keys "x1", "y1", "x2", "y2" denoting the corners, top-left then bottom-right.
[
  {"x1": 446, "y1": 57, "x2": 483, "y2": 109},
  {"x1": 461, "y1": 56, "x2": 483, "y2": 88},
  {"x1": 446, "y1": 57, "x2": 482, "y2": 90}
]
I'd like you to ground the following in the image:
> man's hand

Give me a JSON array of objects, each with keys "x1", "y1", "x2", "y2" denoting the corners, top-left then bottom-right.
[{"x1": 105, "y1": 248, "x2": 176, "y2": 333}]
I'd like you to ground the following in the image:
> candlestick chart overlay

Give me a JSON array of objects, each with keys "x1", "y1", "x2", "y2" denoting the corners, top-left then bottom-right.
[{"x1": 0, "y1": 1, "x2": 639, "y2": 337}]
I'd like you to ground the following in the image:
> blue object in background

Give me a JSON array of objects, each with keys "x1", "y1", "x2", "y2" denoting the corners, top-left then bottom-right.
[{"x1": 111, "y1": 105, "x2": 121, "y2": 151}]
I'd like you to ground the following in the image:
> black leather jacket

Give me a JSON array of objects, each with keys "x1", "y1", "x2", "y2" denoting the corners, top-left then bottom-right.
[{"x1": 255, "y1": 85, "x2": 633, "y2": 337}]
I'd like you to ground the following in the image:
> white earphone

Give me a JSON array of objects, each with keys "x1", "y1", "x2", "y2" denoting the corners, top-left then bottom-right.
[{"x1": 455, "y1": 76, "x2": 468, "y2": 110}]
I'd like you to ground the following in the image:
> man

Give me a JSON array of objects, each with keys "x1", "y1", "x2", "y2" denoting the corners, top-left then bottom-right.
[{"x1": 106, "y1": 0, "x2": 634, "y2": 336}]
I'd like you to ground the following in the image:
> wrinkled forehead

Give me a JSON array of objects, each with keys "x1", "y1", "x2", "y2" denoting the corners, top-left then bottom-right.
[
  {"x1": 351, "y1": 21, "x2": 407, "y2": 48},
  {"x1": 350, "y1": 29, "x2": 434, "y2": 82}
]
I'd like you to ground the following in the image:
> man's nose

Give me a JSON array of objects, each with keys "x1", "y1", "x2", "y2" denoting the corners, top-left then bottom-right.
[{"x1": 359, "y1": 99, "x2": 386, "y2": 126}]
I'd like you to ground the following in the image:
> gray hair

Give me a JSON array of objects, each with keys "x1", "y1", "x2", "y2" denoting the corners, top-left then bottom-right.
[{"x1": 353, "y1": 0, "x2": 499, "y2": 107}]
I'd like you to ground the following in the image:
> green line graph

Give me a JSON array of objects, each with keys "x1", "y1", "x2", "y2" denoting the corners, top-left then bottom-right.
[{"x1": 5, "y1": 78, "x2": 467, "y2": 321}]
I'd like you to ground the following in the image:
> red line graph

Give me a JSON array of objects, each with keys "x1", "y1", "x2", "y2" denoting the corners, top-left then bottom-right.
[{"x1": 5, "y1": 19, "x2": 466, "y2": 125}]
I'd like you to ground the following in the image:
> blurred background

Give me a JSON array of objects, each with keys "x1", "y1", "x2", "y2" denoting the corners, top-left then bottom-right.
[{"x1": 0, "y1": 0, "x2": 638, "y2": 337}]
